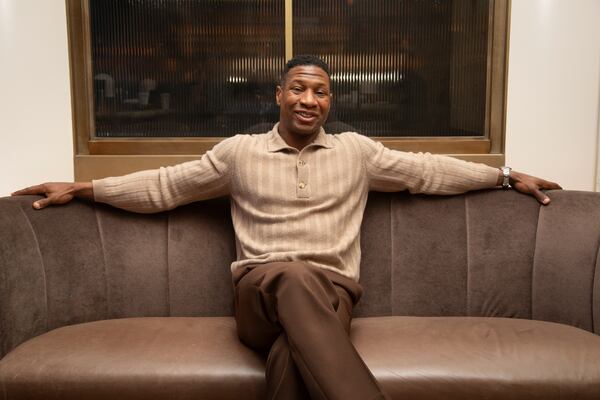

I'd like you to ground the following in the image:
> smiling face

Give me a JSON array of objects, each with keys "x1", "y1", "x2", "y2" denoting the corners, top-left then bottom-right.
[{"x1": 276, "y1": 65, "x2": 332, "y2": 150}]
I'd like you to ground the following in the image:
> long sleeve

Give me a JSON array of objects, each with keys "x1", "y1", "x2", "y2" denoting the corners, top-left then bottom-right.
[
  {"x1": 92, "y1": 135, "x2": 239, "y2": 213},
  {"x1": 352, "y1": 133, "x2": 499, "y2": 195}
]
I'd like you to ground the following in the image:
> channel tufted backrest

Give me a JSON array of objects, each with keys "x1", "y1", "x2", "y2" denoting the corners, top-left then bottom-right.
[
  {"x1": 0, "y1": 196, "x2": 236, "y2": 358},
  {"x1": 95, "y1": 198, "x2": 237, "y2": 318},
  {"x1": 356, "y1": 189, "x2": 600, "y2": 336},
  {"x1": 1, "y1": 189, "x2": 599, "y2": 359}
]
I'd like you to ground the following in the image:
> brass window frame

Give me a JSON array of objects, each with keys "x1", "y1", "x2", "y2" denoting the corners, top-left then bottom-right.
[{"x1": 67, "y1": 0, "x2": 510, "y2": 181}]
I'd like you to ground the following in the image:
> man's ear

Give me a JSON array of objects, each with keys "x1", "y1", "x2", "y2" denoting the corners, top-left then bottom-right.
[{"x1": 275, "y1": 85, "x2": 282, "y2": 106}]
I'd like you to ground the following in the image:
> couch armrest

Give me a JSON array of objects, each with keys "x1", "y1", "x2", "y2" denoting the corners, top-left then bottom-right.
[
  {"x1": 0, "y1": 196, "x2": 47, "y2": 358},
  {"x1": 530, "y1": 191, "x2": 600, "y2": 335},
  {"x1": 0, "y1": 196, "x2": 108, "y2": 358}
]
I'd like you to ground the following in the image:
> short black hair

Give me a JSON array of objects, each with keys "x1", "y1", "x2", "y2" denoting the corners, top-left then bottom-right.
[{"x1": 281, "y1": 54, "x2": 331, "y2": 85}]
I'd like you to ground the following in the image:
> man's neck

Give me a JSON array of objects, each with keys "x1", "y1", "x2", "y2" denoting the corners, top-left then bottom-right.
[{"x1": 277, "y1": 127, "x2": 321, "y2": 151}]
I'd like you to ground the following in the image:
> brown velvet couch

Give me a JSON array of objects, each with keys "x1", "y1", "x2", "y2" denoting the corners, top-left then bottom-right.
[{"x1": 1, "y1": 189, "x2": 600, "y2": 399}]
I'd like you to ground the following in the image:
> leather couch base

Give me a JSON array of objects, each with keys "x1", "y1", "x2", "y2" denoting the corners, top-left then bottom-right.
[
  {"x1": 351, "y1": 317, "x2": 600, "y2": 400},
  {"x1": 1, "y1": 316, "x2": 599, "y2": 399},
  {"x1": 0, "y1": 317, "x2": 265, "y2": 400}
]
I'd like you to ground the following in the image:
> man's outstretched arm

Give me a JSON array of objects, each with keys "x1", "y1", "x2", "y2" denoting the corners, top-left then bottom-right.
[
  {"x1": 352, "y1": 133, "x2": 562, "y2": 205},
  {"x1": 12, "y1": 135, "x2": 240, "y2": 212},
  {"x1": 12, "y1": 182, "x2": 94, "y2": 209}
]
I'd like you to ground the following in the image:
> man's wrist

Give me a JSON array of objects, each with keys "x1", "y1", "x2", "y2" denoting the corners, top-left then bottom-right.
[
  {"x1": 73, "y1": 182, "x2": 94, "y2": 201},
  {"x1": 496, "y1": 170, "x2": 503, "y2": 186}
]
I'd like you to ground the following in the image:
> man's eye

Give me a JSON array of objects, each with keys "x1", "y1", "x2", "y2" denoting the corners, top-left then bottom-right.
[{"x1": 291, "y1": 87, "x2": 302, "y2": 93}]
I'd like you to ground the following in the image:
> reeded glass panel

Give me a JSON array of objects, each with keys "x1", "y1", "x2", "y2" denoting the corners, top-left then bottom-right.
[
  {"x1": 295, "y1": 0, "x2": 490, "y2": 137},
  {"x1": 90, "y1": 0, "x2": 284, "y2": 137}
]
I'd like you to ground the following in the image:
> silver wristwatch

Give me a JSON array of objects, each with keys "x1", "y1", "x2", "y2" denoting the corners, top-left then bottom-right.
[{"x1": 500, "y1": 166, "x2": 511, "y2": 189}]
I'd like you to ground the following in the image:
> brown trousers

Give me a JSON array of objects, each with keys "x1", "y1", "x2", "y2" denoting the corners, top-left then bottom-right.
[{"x1": 232, "y1": 262, "x2": 389, "y2": 400}]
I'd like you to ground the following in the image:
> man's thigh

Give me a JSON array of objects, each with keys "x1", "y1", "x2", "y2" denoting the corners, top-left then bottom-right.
[{"x1": 232, "y1": 262, "x2": 359, "y2": 350}]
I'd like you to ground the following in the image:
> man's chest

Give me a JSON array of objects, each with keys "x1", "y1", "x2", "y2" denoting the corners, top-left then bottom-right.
[{"x1": 231, "y1": 146, "x2": 366, "y2": 207}]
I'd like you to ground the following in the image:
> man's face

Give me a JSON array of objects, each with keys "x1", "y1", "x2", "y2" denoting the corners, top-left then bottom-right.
[{"x1": 276, "y1": 65, "x2": 332, "y2": 139}]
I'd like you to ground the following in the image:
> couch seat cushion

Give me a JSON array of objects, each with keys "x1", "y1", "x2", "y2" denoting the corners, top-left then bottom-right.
[
  {"x1": 1, "y1": 316, "x2": 600, "y2": 399},
  {"x1": 0, "y1": 317, "x2": 265, "y2": 400},
  {"x1": 351, "y1": 316, "x2": 600, "y2": 400}
]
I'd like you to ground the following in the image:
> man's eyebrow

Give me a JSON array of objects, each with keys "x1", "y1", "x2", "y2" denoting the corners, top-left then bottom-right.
[{"x1": 288, "y1": 78, "x2": 329, "y2": 88}]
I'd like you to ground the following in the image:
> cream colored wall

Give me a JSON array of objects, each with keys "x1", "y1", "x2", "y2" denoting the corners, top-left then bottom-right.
[
  {"x1": 1, "y1": 1, "x2": 599, "y2": 196},
  {"x1": 0, "y1": 0, "x2": 73, "y2": 197},
  {"x1": 505, "y1": 0, "x2": 600, "y2": 191}
]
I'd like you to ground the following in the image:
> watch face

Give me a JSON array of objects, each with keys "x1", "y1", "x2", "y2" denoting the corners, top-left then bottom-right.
[{"x1": 502, "y1": 166, "x2": 511, "y2": 176}]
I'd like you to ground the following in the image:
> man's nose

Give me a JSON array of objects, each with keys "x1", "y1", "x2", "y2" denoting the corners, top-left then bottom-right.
[{"x1": 299, "y1": 90, "x2": 317, "y2": 107}]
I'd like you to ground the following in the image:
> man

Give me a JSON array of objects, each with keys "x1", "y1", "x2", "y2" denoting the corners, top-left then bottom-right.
[{"x1": 13, "y1": 55, "x2": 561, "y2": 400}]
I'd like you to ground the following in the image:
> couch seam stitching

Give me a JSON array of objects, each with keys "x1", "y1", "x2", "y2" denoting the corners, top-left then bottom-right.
[
  {"x1": 389, "y1": 195, "x2": 394, "y2": 315},
  {"x1": 465, "y1": 195, "x2": 471, "y2": 316},
  {"x1": 530, "y1": 203, "x2": 542, "y2": 321},
  {"x1": 18, "y1": 203, "x2": 49, "y2": 333},
  {"x1": 166, "y1": 212, "x2": 172, "y2": 317},
  {"x1": 591, "y1": 235, "x2": 600, "y2": 333},
  {"x1": 94, "y1": 205, "x2": 110, "y2": 320}
]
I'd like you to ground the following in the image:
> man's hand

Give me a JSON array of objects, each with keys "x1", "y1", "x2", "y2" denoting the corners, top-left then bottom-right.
[
  {"x1": 498, "y1": 170, "x2": 562, "y2": 205},
  {"x1": 11, "y1": 182, "x2": 94, "y2": 209}
]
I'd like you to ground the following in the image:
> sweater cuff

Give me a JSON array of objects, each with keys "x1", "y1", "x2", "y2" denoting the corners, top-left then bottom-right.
[
  {"x1": 92, "y1": 178, "x2": 109, "y2": 203},
  {"x1": 482, "y1": 165, "x2": 501, "y2": 188}
]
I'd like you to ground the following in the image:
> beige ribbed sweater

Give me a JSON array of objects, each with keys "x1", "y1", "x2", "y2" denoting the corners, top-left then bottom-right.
[{"x1": 93, "y1": 124, "x2": 499, "y2": 281}]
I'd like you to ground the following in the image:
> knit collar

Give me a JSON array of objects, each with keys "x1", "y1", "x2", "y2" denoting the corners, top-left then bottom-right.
[{"x1": 267, "y1": 123, "x2": 334, "y2": 152}]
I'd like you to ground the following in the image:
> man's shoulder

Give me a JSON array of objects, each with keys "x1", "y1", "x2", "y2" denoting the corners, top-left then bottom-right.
[
  {"x1": 233, "y1": 128, "x2": 274, "y2": 144},
  {"x1": 328, "y1": 130, "x2": 376, "y2": 148},
  {"x1": 216, "y1": 130, "x2": 270, "y2": 147},
  {"x1": 210, "y1": 129, "x2": 274, "y2": 159}
]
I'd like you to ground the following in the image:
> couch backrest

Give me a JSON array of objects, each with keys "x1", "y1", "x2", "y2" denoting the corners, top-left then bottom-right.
[
  {"x1": 1, "y1": 189, "x2": 599, "y2": 358},
  {"x1": 355, "y1": 190, "x2": 600, "y2": 336}
]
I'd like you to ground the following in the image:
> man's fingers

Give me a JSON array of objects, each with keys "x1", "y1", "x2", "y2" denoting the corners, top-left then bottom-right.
[
  {"x1": 512, "y1": 173, "x2": 560, "y2": 206},
  {"x1": 33, "y1": 197, "x2": 52, "y2": 210},
  {"x1": 538, "y1": 181, "x2": 562, "y2": 192},
  {"x1": 548, "y1": 182, "x2": 562, "y2": 190},
  {"x1": 11, "y1": 184, "x2": 46, "y2": 196},
  {"x1": 531, "y1": 187, "x2": 550, "y2": 205}
]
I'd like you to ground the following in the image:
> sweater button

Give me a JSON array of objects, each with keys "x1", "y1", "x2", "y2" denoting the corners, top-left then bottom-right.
[{"x1": 298, "y1": 182, "x2": 306, "y2": 189}]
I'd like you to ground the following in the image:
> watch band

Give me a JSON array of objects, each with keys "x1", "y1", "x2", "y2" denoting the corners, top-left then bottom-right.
[{"x1": 500, "y1": 166, "x2": 511, "y2": 189}]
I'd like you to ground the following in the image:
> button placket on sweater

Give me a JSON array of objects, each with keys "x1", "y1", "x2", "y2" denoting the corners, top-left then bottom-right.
[{"x1": 296, "y1": 154, "x2": 310, "y2": 199}]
